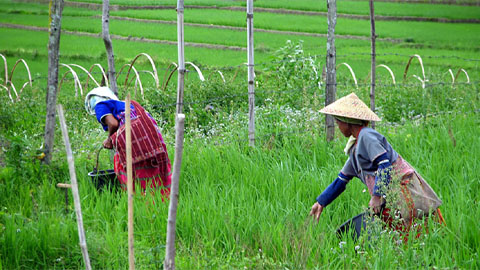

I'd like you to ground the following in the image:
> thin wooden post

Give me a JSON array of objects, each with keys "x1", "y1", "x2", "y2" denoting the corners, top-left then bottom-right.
[
  {"x1": 125, "y1": 94, "x2": 135, "y2": 270},
  {"x1": 56, "y1": 183, "x2": 71, "y2": 213},
  {"x1": 176, "y1": 0, "x2": 185, "y2": 115},
  {"x1": 247, "y1": 0, "x2": 255, "y2": 147},
  {"x1": 325, "y1": 0, "x2": 337, "y2": 141},
  {"x1": 164, "y1": 114, "x2": 186, "y2": 270},
  {"x1": 57, "y1": 105, "x2": 91, "y2": 270},
  {"x1": 43, "y1": 0, "x2": 64, "y2": 164},
  {"x1": 369, "y1": 0, "x2": 376, "y2": 129},
  {"x1": 102, "y1": 0, "x2": 118, "y2": 95}
]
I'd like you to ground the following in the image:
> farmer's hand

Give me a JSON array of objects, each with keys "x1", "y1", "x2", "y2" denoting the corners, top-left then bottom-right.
[
  {"x1": 309, "y1": 202, "x2": 324, "y2": 223},
  {"x1": 103, "y1": 137, "x2": 113, "y2": 149},
  {"x1": 369, "y1": 195, "x2": 384, "y2": 214}
]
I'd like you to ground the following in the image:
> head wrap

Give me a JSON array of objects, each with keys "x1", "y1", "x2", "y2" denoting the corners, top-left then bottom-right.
[
  {"x1": 334, "y1": 116, "x2": 366, "y2": 126},
  {"x1": 84, "y1": 87, "x2": 118, "y2": 115},
  {"x1": 319, "y1": 92, "x2": 381, "y2": 122}
]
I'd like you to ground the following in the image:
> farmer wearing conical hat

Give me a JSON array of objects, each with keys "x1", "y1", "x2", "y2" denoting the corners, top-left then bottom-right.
[
  {"x1": 85, "y1": 87, "x2": 171, "y2": 197},
  {"x1": 310, "y1": 93, "x2": 444, "y2": 236}
]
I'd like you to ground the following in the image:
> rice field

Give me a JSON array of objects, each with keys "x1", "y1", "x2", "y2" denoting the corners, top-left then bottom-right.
[{"x1": 0, "y1": 0, "x2": 479, "y2": 269}]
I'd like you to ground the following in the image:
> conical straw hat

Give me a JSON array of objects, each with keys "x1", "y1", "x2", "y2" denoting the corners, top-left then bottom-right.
[{"x1": 320, "y1": 93, "x2": 381, "y2": 121}]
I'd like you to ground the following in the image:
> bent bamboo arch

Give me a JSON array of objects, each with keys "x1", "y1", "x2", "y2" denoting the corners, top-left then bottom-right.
[
  {"x1": 377, "y1": 64, "x2": 396, "y2": 85},
  {"x1": 162, "y1": 62, "x2": 205, "y2": 91},
  {"x1": 127, "y1": 53, "x2": 159, "y2": 89},
  {"x1": 6, "y1": 81, "x2": 18, "y2": 101},
  {"x1": 448, "y1": 68, "x2": 470, "y2": 87},
  {"x1": 207, "y1": 70, "x2": 226, "y2": 83},
  {"x1": 0, "y1": 55, "x2": 33, "y2": 101},
  {"x1": 365, "y1": 64, "x2": 396, "y2": 85},
  {"x1": 117, "y1": 63, "x2": 144, "y2": 100},
  {"x1": 337, "y1": 62, "x2": 358, "y2": 88},
  {"x1": 0, "y1": 54, "x2": 7, "y2": 85},
  {"x1": 404, "y1": 54, "x2": 426, "y2": 88},
  {"x1": 59, "y1": 63, "x2": 83, "y2": 96},
  {"x1": 87, "y1": 63, "x2": 109, "y2": 89},
  {"x1": 9, "y1": 59, "x2": 33, "y2": 89},
  {"x1": 4, "y1": 81, "x2": 28, "y2": 102},
  {"x1": 185, "y1": 62, "x2": 205, "y2": 82},
  {"x1": 454, "y1": 68, "x2": 470, "y2": 85},
  {"x1": 162, "y1": 62, "x2": 178, "y2": 91},
  {"x1": 67, "y1": 64, "x2": 100, "y2": 90}
]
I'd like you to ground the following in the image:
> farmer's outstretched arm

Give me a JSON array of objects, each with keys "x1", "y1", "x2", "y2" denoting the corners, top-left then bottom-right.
[
  {"x1": 310, "y1": 172, "x2": 353, "y2": 222},
  {"x1": 316, "y1": 172, "x2": 353, "y2": 207}
]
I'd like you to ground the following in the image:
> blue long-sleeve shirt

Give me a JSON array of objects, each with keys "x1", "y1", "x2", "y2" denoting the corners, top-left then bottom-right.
[{"x1": 316, "y1": 152, "x2": 393, "y2": 207}]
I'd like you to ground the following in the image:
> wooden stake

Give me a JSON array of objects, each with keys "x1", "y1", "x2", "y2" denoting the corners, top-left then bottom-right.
[
  {"x1": 164, "y1": 114, "x2": 186, "y2": 270},
  {"x1": 125, "y1": 94, "x2": 135, "y2": 270},
  {"x1": 43, "y1": 0, "x2": 64, "y2": 164},
  {"x1": 325, "y1": 0, "x2": 337, "y2": 142},
  {"x1": 56, "y1": 183, "x2": 71, "y2": 213},
  {"x1": 176, "y1": 0, "x2": 185, "y2": 115},
  {"x1": 102, "y1": 0, "x2": 118, "y2": 95},
  {"x1": 57, "y1": 105, "x2": 91, "y2": 270},
  {"x1": 247, "y1": 0, "x2": 255, "y2": 147},
  {"x1": 369, "y1": 0, "x2": 376, "y2": 129}
]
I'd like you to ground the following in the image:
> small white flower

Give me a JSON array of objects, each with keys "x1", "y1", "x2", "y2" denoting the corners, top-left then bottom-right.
[{"x1": 339, "y1": 241, "x2": 346, "y2": 249}]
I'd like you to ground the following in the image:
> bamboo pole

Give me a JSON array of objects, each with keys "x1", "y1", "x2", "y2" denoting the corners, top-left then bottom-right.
[
  {"x1": 102, "y1": 0, "x2": 118, "y2": 95},
  {"x1": 369, "y1": 0, "x2": 376, "y2": 129},
  {"x1": 164, "y1": 113, "x2": 186, "y2": 270},
  {"x1": 247, "y1": 0, "x2": 255, "y2": 147},
  {"x1": 325, "y1": 0, "x2": 337, "y2": 142},
  {"x1": 125, "y1": 94, "x2": 135, "y2": 270},
  {"x1": 164, "y1": 3, "x2": 186, "y2": 267},
  {"x1": 43, "y1": 0, "x2": 64, "y2": 164},
  {"x1": 56, "y1": 183, "x2": 71, "y2": 213},
  {"x1": 56, "y1": 105, "x2": 91, "y2": 270},
  {"x1": 176, "y1": 0, "x2": 185, "y2": 115}
]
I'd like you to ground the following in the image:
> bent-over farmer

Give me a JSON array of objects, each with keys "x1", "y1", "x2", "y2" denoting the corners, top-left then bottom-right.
[
  {"x1": 85, "y1": 87, "x2": 171, "y2": 197},
  {"x1": 310, "y1": 93, "x2": 444, "y2": 238}
]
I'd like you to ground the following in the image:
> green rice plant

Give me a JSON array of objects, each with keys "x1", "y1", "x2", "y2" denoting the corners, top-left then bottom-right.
[{"x1": 60, "y1": 0, "x2": 480, "y2": 20}]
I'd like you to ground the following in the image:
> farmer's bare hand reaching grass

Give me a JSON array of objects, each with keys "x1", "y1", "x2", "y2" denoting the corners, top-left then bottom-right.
[
  {"x1": 369, "y1": 195, "x2": 384, "y2": 214},
  {"x1": 310, "y1": 202, "x2": 324, "y2": 223}
]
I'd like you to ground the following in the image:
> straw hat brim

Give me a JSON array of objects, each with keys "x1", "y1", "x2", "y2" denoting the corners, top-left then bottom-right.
[{"x1": 319, "y1": 93, "x2": 381, "y2": 122}]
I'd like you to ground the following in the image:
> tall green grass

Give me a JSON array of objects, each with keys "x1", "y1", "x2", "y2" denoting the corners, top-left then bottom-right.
[{"x1": 1, "y1": 84, "x2": 479, "y2": 268}]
